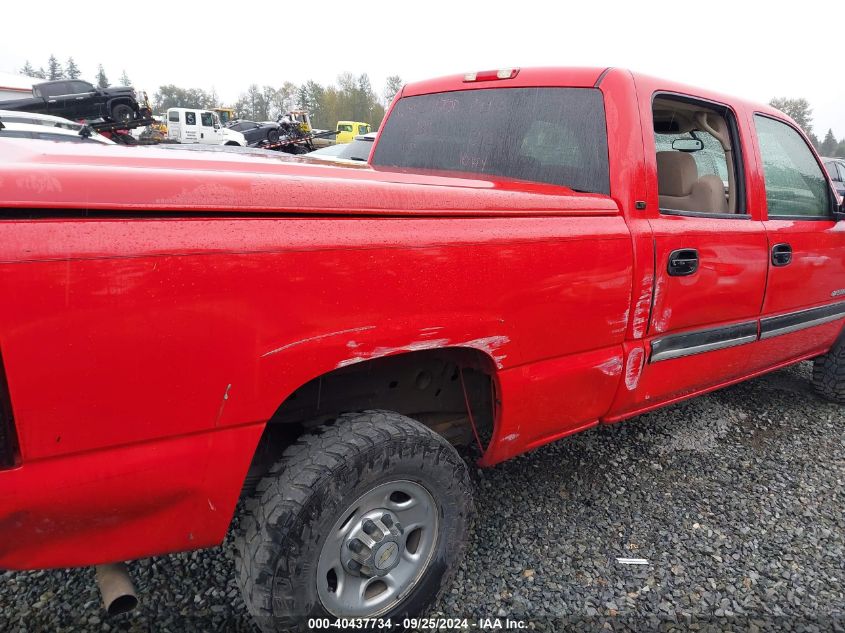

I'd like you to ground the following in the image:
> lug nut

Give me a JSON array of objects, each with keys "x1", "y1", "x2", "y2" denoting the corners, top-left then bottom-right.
[
  {"x1": 347, "y1": 559, "x2": 362, "y2": 572},
  {"x1": 348, "y1": 538, "x2": 364, "y2": 554},
  {"x1": 381, "y1": 514, "x2": 394, "y2": 528},
  {"x1": 362, "y1": 519, "x2": 378, "y2": 536}
]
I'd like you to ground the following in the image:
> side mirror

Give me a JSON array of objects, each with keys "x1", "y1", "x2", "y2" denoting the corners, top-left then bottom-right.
[
  {"x1": 835, "y1": 198, "x2": 845, "y2": 221},
  {"x1": 672, "y1": 138, "x2": 704, "y2": 152}
]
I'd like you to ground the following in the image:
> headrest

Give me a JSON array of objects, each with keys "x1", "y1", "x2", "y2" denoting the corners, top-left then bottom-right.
[{"x1": 656, "y1": 151, "x2": 698, "y2": 197}]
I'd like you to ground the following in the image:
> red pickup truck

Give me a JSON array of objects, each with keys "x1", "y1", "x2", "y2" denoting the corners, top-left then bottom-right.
[{"x1": 1, "y1": 67, "x2": 844, "y2": 631}]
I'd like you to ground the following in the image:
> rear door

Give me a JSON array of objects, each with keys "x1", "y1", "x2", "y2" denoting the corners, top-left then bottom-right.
[
  {"x1": 167, "y1": 110, "x2": 181, "y2": 141},
  {"x1": 67, "y1": 81, "x2": 97, "y2": 119},
  {"x1": 182, "y1": 110, "x2": 199, "y2": 143},
  {"x1": 747, "y1": 114, "x2": 845, "y2": 370},
  {"x1": 624, "y1": 90, "x2": 769, "y2": 407}
]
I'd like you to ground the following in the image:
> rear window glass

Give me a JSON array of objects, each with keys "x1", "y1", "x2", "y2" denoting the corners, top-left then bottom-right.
[{"x1": 371, "y1": 87, "x2": 610, "y2": 194}]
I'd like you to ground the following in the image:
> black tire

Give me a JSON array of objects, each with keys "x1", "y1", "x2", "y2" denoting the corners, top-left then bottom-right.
[
  {"x1": 813, "y1": 335, "x2": 845, "y2": 403},
  {"x1": 267, "y1": 129, "x2": 280, "y2": 143},
  {"x1": 110, "y1": 103, "x2": 134, "y2": 124},
  {"x1": 234, "y1": 410, "x2": 473, "y2": 633}
]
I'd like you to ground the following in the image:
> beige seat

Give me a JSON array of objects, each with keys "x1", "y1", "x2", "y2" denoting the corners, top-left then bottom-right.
[{"x1": 656, "y1": 151, "x2": 728, "y2": 214}]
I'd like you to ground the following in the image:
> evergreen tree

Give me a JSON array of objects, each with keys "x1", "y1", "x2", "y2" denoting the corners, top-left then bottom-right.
[
  {"x1": 47, "y1": 55, "x2": 63, "y2": 80},
  {"x1": 33, "y1": 67, "x2": 47, "y2": 79},
  {"x1": 119, "y1": 70, "x2": 131, "y2": 86},
  {"x1": 95, "y1": 64, "x2": 109, "y2": 89},
  {"x1": 21, "y1": 60, "x2": 35, "y2": 77},
  {"x1": 65, "y1": 57, "x2": 81, "y2": 79},
  {"x1": 821, "y1": 129, "x2": 838, "y2": 157}
]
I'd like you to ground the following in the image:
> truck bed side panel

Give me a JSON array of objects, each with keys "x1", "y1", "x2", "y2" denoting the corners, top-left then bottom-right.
[{"x1": 0, "y1": 213, "x2": 631, "y2": 567}]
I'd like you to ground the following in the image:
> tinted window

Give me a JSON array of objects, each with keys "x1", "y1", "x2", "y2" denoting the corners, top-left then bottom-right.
[
  {"x1": 371, "y1": 87, "x2": 610, "y2": 194},
  {"x1": 168, "y1": 110, "x2": 180, "y2": 122},
  {"x1": 41, "y1": 82, "x2": 68, "y2": 97},
  {"x1": 201, "y1": 112, "x2": 214, "y2": 127},
  {"x1": 754, "y1": 115, "x2": 830, "y2": 217},
  {"x1": 69, "y1": 81, "x2": 92, "y2": 94},
  {"x1": 185, "y1": 112, "x2": 196, "y2": 126},
  {"x1": 838, "y1": 163, "x2": 845, "y2": 182}
]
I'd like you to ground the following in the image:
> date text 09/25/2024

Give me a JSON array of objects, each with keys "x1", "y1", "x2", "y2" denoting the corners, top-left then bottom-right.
[{"x1": 307, "y1": 618, "x2": 528, "y2": 630}]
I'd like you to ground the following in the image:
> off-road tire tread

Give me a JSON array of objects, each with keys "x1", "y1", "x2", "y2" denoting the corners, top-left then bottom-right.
[
  {"x1": 813, "y1": 336, "x2": 845, "y2": 403},
  {"x1": 233, "y1": 410, "x2": 473, "y2": 633}
]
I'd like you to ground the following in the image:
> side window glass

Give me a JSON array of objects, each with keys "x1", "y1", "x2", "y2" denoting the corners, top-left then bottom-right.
[
  {"x1": 754, "y1": 115, "x2": 830, "y2": 218},
  {"x1": 168, "y1": 111, "x2": 179, "y2": 122},
  {"x1": 201, "y1": 112, "x2": 214, "y2": 127},
  {"x1": 838, "y1": 163, "x2": 845, "y2": 182},
  {"x1": 185, "y1": 112, "x2": 196, "y2": 126},
  {"x1": 653, "y1": 97, "x2": 741, "y2": 215}
]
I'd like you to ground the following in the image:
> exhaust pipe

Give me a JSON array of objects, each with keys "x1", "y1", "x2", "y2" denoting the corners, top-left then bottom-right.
[{"x1": 94, "y1": 562, "x2": 138, "y2": 616}]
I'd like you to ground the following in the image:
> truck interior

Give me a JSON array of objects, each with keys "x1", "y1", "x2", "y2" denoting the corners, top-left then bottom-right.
[{"x1": 653, "y1": 96, "x2": 742, "y2": 215}]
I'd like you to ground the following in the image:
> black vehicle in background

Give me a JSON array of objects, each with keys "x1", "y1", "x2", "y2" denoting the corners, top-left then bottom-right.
[
  {"x1": 0, "y1": 80, "x2": 149, "y2": 124},
  {"x1": 823, "y1": 158, "x2": 845, "y2": 197},
  {"x1": 226, "y1": 120, "x2": 282, "y2": 145}
]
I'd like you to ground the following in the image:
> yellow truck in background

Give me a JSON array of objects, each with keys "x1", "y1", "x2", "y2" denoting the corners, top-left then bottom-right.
[
  {"x1": 213, "y1": 107, "x2": 238, "y2": 125},
  {"x1": 336, "y1": 121, "x2": 371, "y2": 144}
]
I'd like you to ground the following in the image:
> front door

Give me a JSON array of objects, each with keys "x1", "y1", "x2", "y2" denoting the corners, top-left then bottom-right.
[
  {"x1": 199, "y1": 111, "x2": 218, "y2": 144},
  {"x1": 747, "y1": 114, "x2": 845, "y2": 370}
]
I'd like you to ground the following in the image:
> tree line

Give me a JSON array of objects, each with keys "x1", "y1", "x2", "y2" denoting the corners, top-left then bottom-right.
[
  {"x1": 153, "y1": 73, "x2": 403, "y2": 130},
  {"x1": 21, "y1": 56, "x2": 131, "y2": 89},
  {"x1": 768, "y1": 97, "x2": 845, "y2": 157},
  {"x1": 21, "y1": 56, "x2": 402, "y2": 130}
]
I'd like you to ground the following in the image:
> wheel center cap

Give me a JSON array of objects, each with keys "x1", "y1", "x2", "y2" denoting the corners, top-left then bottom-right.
[{"x1": 374, "y1": 541, "x2": 399, "y2": 570}]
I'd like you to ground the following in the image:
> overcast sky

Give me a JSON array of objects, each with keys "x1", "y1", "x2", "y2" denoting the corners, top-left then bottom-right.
[{"x1": 1, "y1": 0, "x2": 842, "y2": 136}]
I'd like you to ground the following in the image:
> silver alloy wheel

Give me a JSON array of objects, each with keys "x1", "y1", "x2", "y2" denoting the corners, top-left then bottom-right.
[{"x1": 316, "y1": 480, "x2": 439, "y2": 617}]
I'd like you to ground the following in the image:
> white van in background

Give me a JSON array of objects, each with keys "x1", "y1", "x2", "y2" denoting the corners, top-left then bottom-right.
[{"x1": 166, "y1": 108, "x2": 247, "y2": 146}]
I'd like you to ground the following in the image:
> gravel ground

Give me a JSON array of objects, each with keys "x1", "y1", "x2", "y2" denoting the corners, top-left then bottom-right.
[{"x1": 2, "y1": 361, "x2": 844, "y2": 632}]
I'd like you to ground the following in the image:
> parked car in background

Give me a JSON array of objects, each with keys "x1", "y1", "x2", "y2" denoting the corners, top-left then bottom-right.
[
  {"x1": 0, "y1": 109, "x2": 88, "y2": 130},
  {"x1": 0, "y1": 119, "x2": 114, "y2": 144},
  {"x1": 335, "y1": 120, "x2": 371, "y2": 143},
  {"x1": 0, "y1": 80, "x2": 149, "y2": 124},
  {"x1": 823, "y1": 157, "x2": 845, "y2": 197},
  {"x1": 306, "y1": 132, "x2": 376, "y2": 163},
  {"x1": 226, "y1": 120, "x2": 281, "y2": 145},
  {"x1": 166, "y1": 108, "x2": 247, "y2": 146}
]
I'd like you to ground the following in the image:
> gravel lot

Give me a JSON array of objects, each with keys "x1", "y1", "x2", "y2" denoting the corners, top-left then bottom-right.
[{"x1": 2, "y1": 361, "x2": 844, "y2": 632}]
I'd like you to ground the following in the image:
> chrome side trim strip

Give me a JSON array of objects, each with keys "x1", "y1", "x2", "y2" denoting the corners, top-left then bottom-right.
[
  {"x1": 650, "y1": 322, "x2": 759, "y2": 363},
  {"x1": 760, "y1": 301, "x2": 845, "y2": 340}
]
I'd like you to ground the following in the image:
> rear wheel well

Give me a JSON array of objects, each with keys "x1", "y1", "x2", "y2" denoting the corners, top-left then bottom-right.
[{"x1": 242, "y1": 348, "x2": 497, "y2": 495}]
